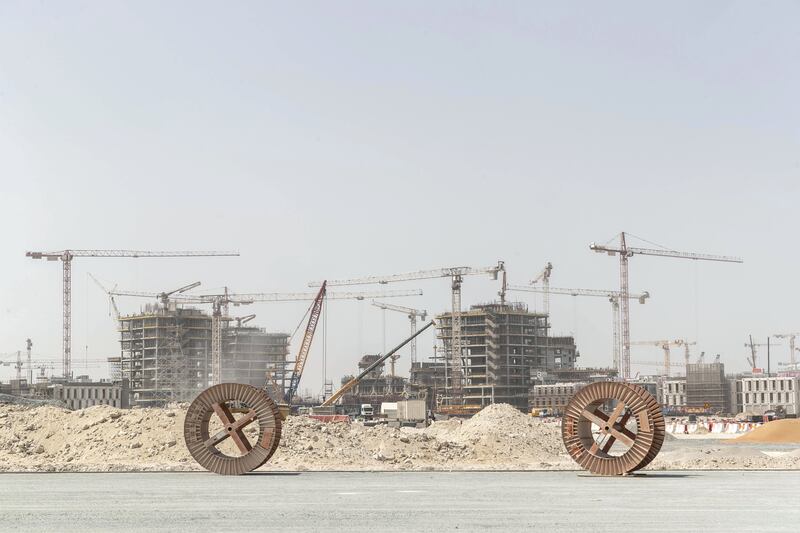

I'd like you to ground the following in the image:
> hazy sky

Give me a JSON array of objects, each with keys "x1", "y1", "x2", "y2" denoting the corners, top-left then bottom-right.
[{"x1": 1, "y1": 1, "x2": 799, "y2": 392}]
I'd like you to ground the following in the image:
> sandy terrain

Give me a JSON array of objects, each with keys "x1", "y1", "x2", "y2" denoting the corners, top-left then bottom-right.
[{"x1": 1, "y1": 402, "x2": 799, "y2": 472}]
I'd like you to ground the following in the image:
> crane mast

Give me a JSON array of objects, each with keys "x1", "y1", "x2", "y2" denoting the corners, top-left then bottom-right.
[
  {"x1": 26, "y1": 249, "x2": 238, "y2": 379},
  {"x1": 773, "y1": 333, "x2": 800, "y2": 367},
  {"x1": 590, "y1": 232, "x2": 741, "y2": 379}
]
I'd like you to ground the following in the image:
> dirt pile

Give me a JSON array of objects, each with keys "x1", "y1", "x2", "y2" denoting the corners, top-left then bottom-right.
[
  {"x1": 734, "y1": 419, "x2": 800, "y2": 444},
  {"x1": 1, "y1": 402, "x2": 800, "y2": 472}
]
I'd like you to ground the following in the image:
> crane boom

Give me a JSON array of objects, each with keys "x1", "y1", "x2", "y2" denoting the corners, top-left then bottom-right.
[
  {"x1": 590, "y1": 232, "x2": 741, "y2": 379},
  {"x1": 321, "y1": 320, "x2": 435, "y2": 407},
  {"x1": 26, "y1": 248, "x2": 238, "y2": 379},
  {"x1": 508, "y1": 285, "x2": 649, "y2": 301},
  {"x1": 284, "y1": 282, "x2": 327, "y2": 403},
  {"x1": 308, "y1": 262, "x2": 504, "y2": 287}
]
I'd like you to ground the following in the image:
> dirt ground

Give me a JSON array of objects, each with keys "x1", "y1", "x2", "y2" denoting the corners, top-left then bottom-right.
[{"x1": 1, "y1": 402, "x2": 799, "y2": 472}]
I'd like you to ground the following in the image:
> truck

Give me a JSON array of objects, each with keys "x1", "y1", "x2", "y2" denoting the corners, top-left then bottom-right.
[
  {"x1": 387, "y1": 400, "x2": 428, "y2": 427},
  {"x1": 360, "y1": 403, "x2": 374, "y2": 419}
]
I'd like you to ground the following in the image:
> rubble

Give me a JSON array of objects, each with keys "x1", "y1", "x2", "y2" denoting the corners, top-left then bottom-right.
[{"x1": 0, "y1": 403, "x2": 798, "y2": 472}]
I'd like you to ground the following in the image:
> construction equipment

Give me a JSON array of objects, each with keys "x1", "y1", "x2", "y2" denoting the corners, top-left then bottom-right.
[
  {"x1": 589, "y1": 232, "x2": 742, "y2": 379},
  {"x1": 110, "y1": 284, "x2": 422, "y2": 387},
  {"x1": 88, "y1": 274, "x2": 121, "y2": 321},
  {"x1": 310, "y1": 262, "x2": 505, "y2": 406},
  {"x1": 745, "y1": 336, "x2": 776, "y2": 372},
  {"x1": 562, "y1": 381, "x2": 665, "y2": 476},
  {"x1": 529, "y1": 262, "x2": 553, "y2": 314},
  {"x1": 773, "y1": 333, "x2": 800, "y2": 368},
  {"x1": 284, "y1": 283, "x2": 326, "y2": 404},
  {"x1": 630, "y1": 339, "x2": 696, "y2": 377},
  {"x1": 508, "y1": 285, "x2": 649, "y2": 372},
  {"x1": 26, "y1": 339, "x2": 32, "y2": 384},
  {"x1": 321, "y1": 320, "x2": 436, "y2": 407},
  {"x1": 26, "y1": 249, "x2": 238, "y2": 379},
  {"x1": 371, "y1": 301, "x2": 428, "y2": 371}
]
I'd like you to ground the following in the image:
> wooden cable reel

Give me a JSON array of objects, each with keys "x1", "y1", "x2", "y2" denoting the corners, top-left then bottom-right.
[
  {"x1": 562, "y1": 382, "x2": 665, "y2": 475},
  {"x1": 184, "y1": 383, "x2": 282, "y2": 475}
]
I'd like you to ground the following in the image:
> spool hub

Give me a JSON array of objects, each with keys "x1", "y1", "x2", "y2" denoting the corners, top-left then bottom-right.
[
  {"x1": 184, "y1": 383, "x2": 282, "y2": 475},
  {"x1": 562, "y1": 381, "x2": 665, "y2": 475}
]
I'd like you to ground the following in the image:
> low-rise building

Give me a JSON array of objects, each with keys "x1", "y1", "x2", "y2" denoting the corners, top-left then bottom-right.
[
  {"x1": 660, "y1": 378, "x2": 687, "y2": 409},
  {"x1": 739, "y1": 376, "x2": 800, "y2": 416},
  {"x1": 530, "y1": 382, "x2": 586, "y2": 414},
  {"x1": 49, "y1": 378, "x2": 129, "y2": 410}
]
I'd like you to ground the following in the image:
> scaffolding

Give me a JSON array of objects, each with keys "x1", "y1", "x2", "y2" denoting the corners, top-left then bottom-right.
[
  {"x1": 119, "y1": 304, "x2": 211, "y2": 407},
  {"x1": 221, "y1": 326, "x2": 290, "y2": 393}
]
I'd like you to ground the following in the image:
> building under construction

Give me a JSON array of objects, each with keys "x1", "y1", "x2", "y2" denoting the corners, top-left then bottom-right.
[
  {"x1": 221, "y1": 324, "x2": 289, "y2": 391},
  {"x1": 686, "y1": 361, "x2": 731, "y2": 413},
  {"x1": 434, "y1": 302, "x2": 578, "y2": 411},
  {"x1": 118, "y1": 303, "x2": 289, "y2": 407}
]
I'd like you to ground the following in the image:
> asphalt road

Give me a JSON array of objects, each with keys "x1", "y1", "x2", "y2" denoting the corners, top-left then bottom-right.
[{"x1": 1, "y1": 470, "x2": 799, "y2": 532}]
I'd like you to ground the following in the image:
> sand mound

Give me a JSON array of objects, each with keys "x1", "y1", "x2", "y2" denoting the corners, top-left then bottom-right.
[
  {"x1": 735, "y1": 419, "x2": 800, "y2": 444},
  {"x1": 2, "y1": 402, "x2": 800, "y2": 471}
]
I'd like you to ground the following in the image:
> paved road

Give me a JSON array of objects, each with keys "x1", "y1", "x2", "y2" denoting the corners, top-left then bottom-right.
[{"x1": 1, "y1": 470, "x2": 799, "y2": 532}]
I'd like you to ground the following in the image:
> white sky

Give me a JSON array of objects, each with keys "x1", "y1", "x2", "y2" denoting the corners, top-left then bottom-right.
[{"x1": 1, "y1": 1, "x2": 799, "y2": 392}]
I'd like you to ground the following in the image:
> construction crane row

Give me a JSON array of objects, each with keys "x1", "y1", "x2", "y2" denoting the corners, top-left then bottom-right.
[{"x1": 25, "y1": 233, "x2": 745, "y2": 387}]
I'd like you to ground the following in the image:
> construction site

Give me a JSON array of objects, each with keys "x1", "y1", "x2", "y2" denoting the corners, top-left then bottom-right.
[{"x1": 2, "y1": 238, "x2": 800, "y2": 479}]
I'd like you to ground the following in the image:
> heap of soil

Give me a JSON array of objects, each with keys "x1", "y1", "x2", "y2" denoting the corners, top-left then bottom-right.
[{"x1": 734, "y1": 419, "x2": 800, "y2": 444}]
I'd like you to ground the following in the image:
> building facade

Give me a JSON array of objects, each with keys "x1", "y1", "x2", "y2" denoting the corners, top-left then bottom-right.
[
  {"x1": 49, "y1": 378, "x2": 129, "y2": 410},
  {"x1": 686, "y1": 362, "x2": 730, "y2": 413},
  {"x1": 435, "y1": 302, "x2": 578, "y2": 411},
  {"x1": 739, "y1": 376, "x2": 800, "y2": 416},
  {"x1": 530, "y1": 382, "x2": 586, "y2": 414},
  {"x1": 660, "y1": 378, "x2": 687, "y2": 409}
]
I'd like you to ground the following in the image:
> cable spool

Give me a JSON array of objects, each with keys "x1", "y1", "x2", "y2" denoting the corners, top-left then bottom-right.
[
  {"x1": 184, "y1": 383, "x2": 282, "y2": 475},
  {"x1": 562, "y1": 381, "x2": 665, "y2": 475}
]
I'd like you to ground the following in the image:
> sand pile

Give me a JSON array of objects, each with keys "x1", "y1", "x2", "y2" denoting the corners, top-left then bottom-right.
[
  {"x1": 1, "y1": 402, "x2": 799, "y2": 472},
  {"x1": 734, "y1": 419, "x2": 800, "y2": 444}
]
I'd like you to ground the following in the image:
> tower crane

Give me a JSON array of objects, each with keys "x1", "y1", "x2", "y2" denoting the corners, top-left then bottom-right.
[
  {"x1": 507, "y1": 285, "x2": 649, "y2": 373},
  {"x1": 26, "y1": 249, "x2": 238, "y2": 379},
  {"x1": 309, "y1": 262, "x2": 505, "y2": 406},
  {"x1": 744, "y1": 336, "x2": 779, "y2": 373},
  {"x1": 371, "y1": 301, "x2": 428, "y2": 373},
  {"x1": 630, "y1": 339, "x2": 695, "y2": 377},
  {"x1": 529, "y1": 262, "x2": 553, "y2": 315},
  {"x1": 773, "y1": 333, "x2": 800, "y2": 367},
  {"x1": 589, "y1": 232, "x2": 742, "y2": 379},
  {"x1": 110, "y1": 285, "x2": 423, "y2": 386},
  {"x1": 26, "y1": 339, "x2": 33, "y2": 384}
]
